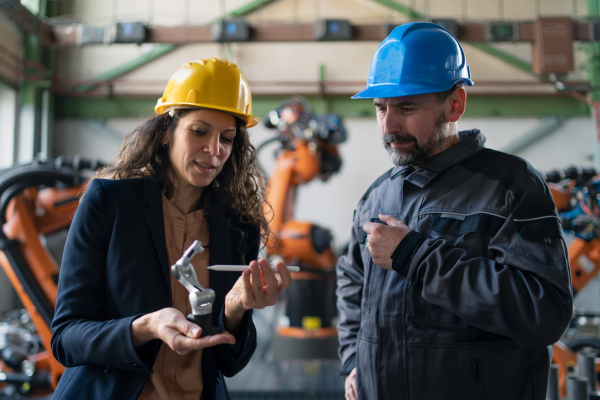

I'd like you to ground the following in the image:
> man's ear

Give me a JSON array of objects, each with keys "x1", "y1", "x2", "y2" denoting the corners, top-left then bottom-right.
[{"x1": 447, "y1": 87, "x2": 466, "y2": 123}]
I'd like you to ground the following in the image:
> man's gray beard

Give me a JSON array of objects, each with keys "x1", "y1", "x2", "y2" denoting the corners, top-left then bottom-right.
[{"x1": 386, "y1": 113, "x2": 448, "y2": 167}]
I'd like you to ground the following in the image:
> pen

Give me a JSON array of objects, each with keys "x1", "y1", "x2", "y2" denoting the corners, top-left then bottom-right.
[{"x1": 207, "y1": 265, "x2": 300, "y2": 272}]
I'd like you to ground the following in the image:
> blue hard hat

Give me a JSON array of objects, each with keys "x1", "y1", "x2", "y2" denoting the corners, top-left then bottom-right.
[{"x1": 352, "y1": 22, "x2": 474, "y2": 99}]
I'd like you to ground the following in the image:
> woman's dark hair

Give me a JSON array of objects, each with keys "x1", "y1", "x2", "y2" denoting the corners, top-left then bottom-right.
[{"x1": 95, "y1": 108, "x2": 271, "y2": 246}]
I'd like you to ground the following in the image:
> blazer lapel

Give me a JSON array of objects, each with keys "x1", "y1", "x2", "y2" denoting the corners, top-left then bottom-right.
[
  {"x1": 142, "y1": 178, "x2": 171, "y2": 287},
  {"x1": 207, "y1": 193, "x2": 235, "y2": 300}
]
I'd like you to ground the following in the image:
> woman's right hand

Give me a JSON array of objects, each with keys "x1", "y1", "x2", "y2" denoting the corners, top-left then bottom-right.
[{"x1": 131, "y1": 307, "x2": 236, "y2": 355}]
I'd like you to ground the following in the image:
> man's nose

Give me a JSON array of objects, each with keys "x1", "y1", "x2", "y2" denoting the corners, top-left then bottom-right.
[{"x1": 381, "y1": 111, "x2": 402, "y2": 135}]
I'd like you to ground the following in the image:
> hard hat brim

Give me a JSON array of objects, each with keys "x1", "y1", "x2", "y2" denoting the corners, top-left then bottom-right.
[
  {"x1": 155, "y1": 102, "x2": 260, "y2": 128},
  {"x1": 352, "y1": 79, "x2": 473, "y2": 99}
]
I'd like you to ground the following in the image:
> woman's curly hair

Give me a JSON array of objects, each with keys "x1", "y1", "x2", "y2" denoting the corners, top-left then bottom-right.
[{"x1": 95, "y1": 108, "x2": 271, "y2": 247}]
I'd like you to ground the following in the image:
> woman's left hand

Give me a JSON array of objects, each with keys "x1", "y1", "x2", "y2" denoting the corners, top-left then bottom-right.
[{"x1": 224, "y1": 258, "x2": 292, "y2": 329}]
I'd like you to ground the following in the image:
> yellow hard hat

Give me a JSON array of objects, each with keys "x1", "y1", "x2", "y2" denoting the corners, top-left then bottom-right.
[{"x1": 155, "y1": 57, "x2": 260, "y2": 128}]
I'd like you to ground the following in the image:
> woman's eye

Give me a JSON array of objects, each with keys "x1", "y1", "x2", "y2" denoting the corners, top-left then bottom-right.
[
  {"x1": 191, "y1": 129, "x2": 206, "y2": 136},
  {"x1": 221, "y1": 136, "x2": 235, "y2": 144}
]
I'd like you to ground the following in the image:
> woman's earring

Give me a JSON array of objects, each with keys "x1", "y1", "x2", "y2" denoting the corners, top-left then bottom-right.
[{"x1": 162, "y1": 142, "x2": 168, "y2": 149}]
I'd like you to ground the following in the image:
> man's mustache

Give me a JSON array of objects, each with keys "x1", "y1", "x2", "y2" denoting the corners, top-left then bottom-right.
[{"x1": 384, "y1": 133, "x2": 416, "y2": 144}]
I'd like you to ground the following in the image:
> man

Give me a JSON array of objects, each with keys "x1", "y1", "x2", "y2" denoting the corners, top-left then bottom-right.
[{"x1": 336, "y1": 21, "x2": 573, "y2": 400}]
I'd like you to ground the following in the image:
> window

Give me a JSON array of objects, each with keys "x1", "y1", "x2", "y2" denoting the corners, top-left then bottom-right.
[{"x1": 0, "y1": 82, "x2": 16, "y2": 169}]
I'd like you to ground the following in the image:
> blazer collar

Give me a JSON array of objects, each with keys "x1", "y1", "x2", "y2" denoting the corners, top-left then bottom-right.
[{"x1": 142, "y1": 178, "x2": 171, "y2": 286}]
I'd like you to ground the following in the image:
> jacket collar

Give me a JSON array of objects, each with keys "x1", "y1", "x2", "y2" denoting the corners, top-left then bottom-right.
[{"x1": 398, "y1": 129, "x2": 486, "y2": 188}]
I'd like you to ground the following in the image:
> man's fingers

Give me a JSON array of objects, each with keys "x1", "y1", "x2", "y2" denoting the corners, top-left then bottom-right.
[
  {"x1": 362, "y1": 221, "x2": 375, "y2": 234},
  {"x1": 345, "y1": 368, "x2": 358, "y2": 400},
  {"x1": 379, "y1": 213, "x2": 402, "y2": 226}
]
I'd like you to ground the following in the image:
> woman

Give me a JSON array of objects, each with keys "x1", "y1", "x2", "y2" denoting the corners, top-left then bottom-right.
[{"x1": 50, "y1": 58, "x2": 292, "y2": 400}]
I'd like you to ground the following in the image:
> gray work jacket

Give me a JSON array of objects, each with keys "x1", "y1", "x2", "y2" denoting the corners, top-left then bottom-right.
[{"x1": 336, "y1": 130, "x2": 573, "y2": 400}]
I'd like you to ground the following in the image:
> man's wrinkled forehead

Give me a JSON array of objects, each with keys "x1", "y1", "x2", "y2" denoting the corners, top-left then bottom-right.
[{"x1": 373, "y1": 94, "x2": 432, "y2": 107}]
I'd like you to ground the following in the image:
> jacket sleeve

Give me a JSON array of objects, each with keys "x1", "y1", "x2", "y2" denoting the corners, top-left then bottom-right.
[
  {"x1": 213, "y1": 223, "x2": 259, "y2": 377},
  {"x1": 397, "y1": 171, "x2": 573, "y2": 347},
  {"x1": 51, "y1": 179, "x2": 155, "y2": 373},
  {"x1": 215, "y1": 309, "x2": 256, "y2": 377},
  {"x1": 336, "y1": 213, "x2": 365, "y2": 374}
]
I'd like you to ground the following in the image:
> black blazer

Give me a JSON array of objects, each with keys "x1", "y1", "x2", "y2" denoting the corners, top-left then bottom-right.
[{"x1": 51, "y1": 177, "x2": 258, "y2": 400}]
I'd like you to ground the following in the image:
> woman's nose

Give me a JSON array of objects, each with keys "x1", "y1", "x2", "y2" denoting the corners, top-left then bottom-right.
[{"x1": 205, "y1": 134, "x2": 220, "y2": 156}]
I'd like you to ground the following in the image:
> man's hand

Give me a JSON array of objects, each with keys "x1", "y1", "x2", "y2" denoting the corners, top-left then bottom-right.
[
  {"x1": 362, "y1": 214, "x2": 411, "y2": 270},
  {"x1": 345, "y1": 367, "x2": 357, "y2": 400}
]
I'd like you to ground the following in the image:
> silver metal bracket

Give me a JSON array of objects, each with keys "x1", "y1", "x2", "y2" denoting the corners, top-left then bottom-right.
[{"x1": 170, "y1": 240, "x2": 215, "y2": 316}]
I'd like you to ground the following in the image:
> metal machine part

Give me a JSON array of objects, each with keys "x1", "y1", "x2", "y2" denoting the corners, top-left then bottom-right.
[
  {"x1": 170, "y1": 240, "x2": 223, "y2": 337},
  {"x1": 0, "y1": 157, "x2": 105, "y2": 392}
]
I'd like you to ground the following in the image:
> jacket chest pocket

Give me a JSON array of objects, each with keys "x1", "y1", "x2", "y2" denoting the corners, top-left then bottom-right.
[
  {"x1": 425, "y1": 211, "x2": 507, "y2": 258},
  {"x1": 429, "y1": 212, "x2": 505, "y2": 236}
]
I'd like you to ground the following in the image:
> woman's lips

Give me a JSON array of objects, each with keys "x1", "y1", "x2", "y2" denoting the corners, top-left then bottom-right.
[{"x1": 194, "y1": 161, "x2": 218, "y2": 173}]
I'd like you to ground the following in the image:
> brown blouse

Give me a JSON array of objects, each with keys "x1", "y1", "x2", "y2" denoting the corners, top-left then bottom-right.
[{"x1": 137, "y1": 194, "x2": 210, "y2": 400}]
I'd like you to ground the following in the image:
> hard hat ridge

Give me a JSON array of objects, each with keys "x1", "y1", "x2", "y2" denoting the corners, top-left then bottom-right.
[{"x1": 352, "y1": 21, "x2": 474, "y2": 99}]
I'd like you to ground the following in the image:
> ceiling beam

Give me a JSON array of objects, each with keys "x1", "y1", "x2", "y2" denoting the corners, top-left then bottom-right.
[
  {"x1": 50, "y1": 0, "x2": 282, "y2": 93},
  {"x1": 50, "y1": 19, "x2": 600, "y2": 46},
  {"x1": 367, "y1": 0, "x2": 425, "y2": 20},
  {"x1": 54, "y1": 94, "x2": 590, "y2": 120},
  {"x1": 0, "y1": 0, "x2": 53, "y2": 46}
]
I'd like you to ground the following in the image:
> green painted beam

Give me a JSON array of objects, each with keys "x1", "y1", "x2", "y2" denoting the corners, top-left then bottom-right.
[
  {"x1": 71, "y1": 0, "x2": 280, "y2": 92},
  {"x1": 54, "y1": 97, "x2": 158, "y2": 119},
  {"x1": 587, "y1": 0, "x2": 600, "y2": 169},
  {"x1": 462, "y1": 96, "x2": 589, "y2": 117},
  {"x1": 368, "y1": 0, "x2": 425, "y2": 19},
  {"x1": 468, "y1": 43, "x2": 531, "y2": 74},
  {"x1": 326, "y1": 96, "x2": 590, "y2": 118},
  {"x1": 224, "y1": 0, "x2": 280, "y2": 18},
  {"x1": 368, "y1": 0, "x2": 532, "y2": 74},
  {"x1": 588, "y1": 0, "x2": 600, "y2": 102},
  {"x1": 72, "y1": 44, "x2": 176, "y2": 92},
  {"x1": 54, "y1": 94, "x2": 590, "y2": 120}
]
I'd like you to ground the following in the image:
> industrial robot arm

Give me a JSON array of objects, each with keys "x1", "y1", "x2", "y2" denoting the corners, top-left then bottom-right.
[{"x1": 171, "y1": 240, "x2": 224, "y2": 337}]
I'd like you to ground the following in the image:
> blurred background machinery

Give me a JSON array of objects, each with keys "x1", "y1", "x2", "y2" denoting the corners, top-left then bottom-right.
[
  {"x1": 258, "y1": 95, "x2": 346, "y2": 361},
  {"x1": 3, "y1": 0, "x2": 600, "y2": 398}
]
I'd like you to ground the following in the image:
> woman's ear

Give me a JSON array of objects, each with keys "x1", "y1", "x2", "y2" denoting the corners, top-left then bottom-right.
[{"x1": 447, "y1": 87, "x2": 467, "y2": 123}]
